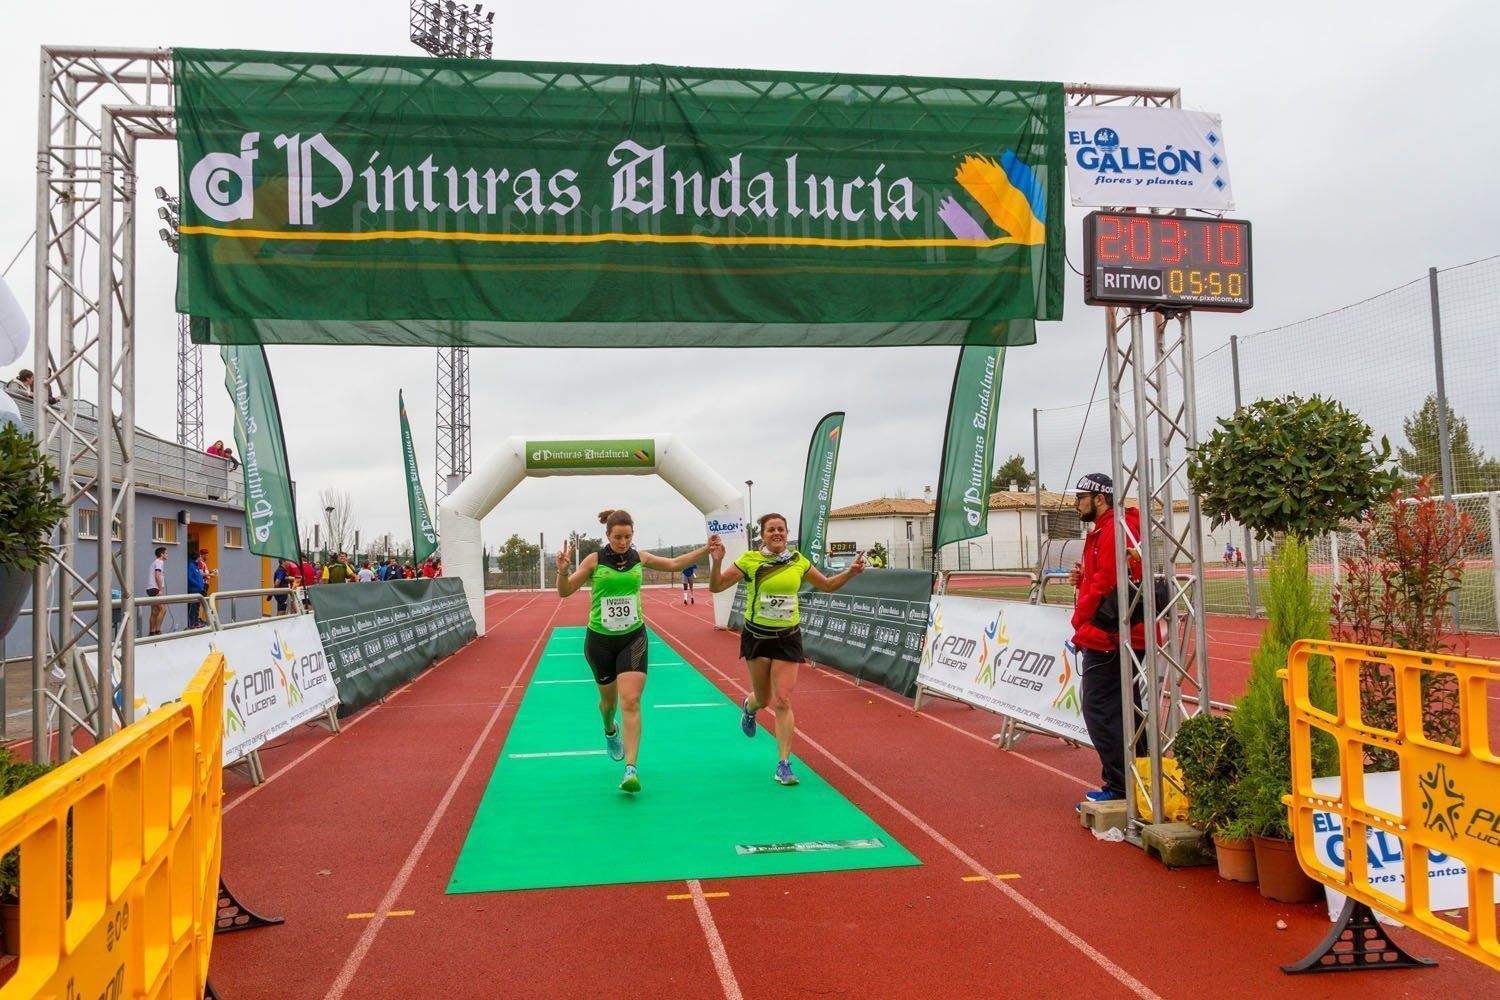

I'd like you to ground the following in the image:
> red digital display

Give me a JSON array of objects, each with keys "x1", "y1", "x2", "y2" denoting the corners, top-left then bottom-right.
[{"x1": 1083, "y1": 212, "x2": 1252, "y2": 312}]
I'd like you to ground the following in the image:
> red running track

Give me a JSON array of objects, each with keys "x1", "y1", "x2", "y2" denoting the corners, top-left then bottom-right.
[{"x1": 208, "y1": 590, "x2": 1496, "y2": 998}]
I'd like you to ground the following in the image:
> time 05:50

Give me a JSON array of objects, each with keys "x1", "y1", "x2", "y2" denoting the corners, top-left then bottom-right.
[{"x1": 1169, "y1": 269, "x2": 1245, "y2": 298}]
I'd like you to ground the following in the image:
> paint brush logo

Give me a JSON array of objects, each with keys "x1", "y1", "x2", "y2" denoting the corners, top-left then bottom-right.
[{"x1": 938, "y1": 151, "x2": 1047, "y2": 246}]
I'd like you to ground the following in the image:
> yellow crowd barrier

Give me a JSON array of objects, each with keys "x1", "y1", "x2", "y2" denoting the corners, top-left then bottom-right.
[
  {"x1": 1283, "y1": 639, "x2": 1499, "y2": 971},
  {"x1": 0, "y1": 652, "x2": 224, "y2": 998}
]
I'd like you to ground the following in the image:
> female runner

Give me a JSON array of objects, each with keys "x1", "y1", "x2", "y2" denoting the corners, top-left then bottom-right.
[
  {"x1": 708, "y1": 513, "x2": 865, "y2": 785},
  {"x1": 557, "y1": 509, "x2": 712, "y2": 793}
]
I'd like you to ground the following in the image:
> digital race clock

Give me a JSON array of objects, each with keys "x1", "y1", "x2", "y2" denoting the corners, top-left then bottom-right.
[{"x1": 1083, "y1": 211, "x2": 1253, "y2": 312}]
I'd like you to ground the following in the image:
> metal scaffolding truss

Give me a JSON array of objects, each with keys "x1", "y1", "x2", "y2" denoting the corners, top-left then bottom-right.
[
  {"x1": 31, "y1": 47, "x2": 174, "y2": 761},
  {"x1": 434, "y1": 346, "x2": 471, "y2": 503},
  {"x1": 176, "y1": 313, "x2": 204, "y2": 452},
  {"x1": 1069, "y1": 85, "x2": 1212, "y2": 839}
]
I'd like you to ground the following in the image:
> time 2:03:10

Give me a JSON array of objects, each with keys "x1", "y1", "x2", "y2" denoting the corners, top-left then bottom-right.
[
  {"x1": 1096, "y1": 216, "x2": 1244, "y2": 267},
  {"x1": 1168, "y1": 269, "x2": 1244, "y2": 298}
]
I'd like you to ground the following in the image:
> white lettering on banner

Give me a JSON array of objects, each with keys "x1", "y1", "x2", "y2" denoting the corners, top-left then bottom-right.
[
  {"x1": 1064, "y1": 107, "x2": 1234, "y2": 211},
  {"x1": 125, "y1": 615, "x2": 339, "y2": 766},
  {"x1": 189, "y1": 134, "x2": 919, "y2": 228},
  {"x1": 916, "y1": 595, "x2": 1089, "y2": 743},
  {"x1": 961, "y1": 353, "x2": 998, "y2": 528},
  {"x1": 1310, "y1": 771, "x2": 1499, "y2": 922}
]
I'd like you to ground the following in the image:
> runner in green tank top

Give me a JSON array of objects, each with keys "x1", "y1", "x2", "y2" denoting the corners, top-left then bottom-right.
[
  {"x1": 709, "y1": 512, "x2": 865, "y2": 785},
  {"x1": 557, "y1": 509, "x2": 713, "y2": 793}
]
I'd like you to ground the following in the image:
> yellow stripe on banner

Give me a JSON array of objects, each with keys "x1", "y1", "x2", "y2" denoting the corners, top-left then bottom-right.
[
  {"x1": 347, "y1": 910, "x2": 416, "y2": 919},
  {"x1": 178, "y1": 224, "x2": 1023, "y2": 251},
  {"x1": 961, "y1": 873, "x2": 1020, "y2": 882},
  {"x1": 666, "y1": 892, "x2": 730, "y2": 900}
]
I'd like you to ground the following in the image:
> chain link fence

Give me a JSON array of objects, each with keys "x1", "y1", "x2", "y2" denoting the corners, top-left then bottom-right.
[{"x1": 1031, "y1": 254, "x2": 1500, "y2": 629}]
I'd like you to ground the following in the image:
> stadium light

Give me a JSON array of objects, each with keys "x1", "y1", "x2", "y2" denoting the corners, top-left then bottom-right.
[{"x1": 409, "y1": 0, "x2": 494, "y2": 59}]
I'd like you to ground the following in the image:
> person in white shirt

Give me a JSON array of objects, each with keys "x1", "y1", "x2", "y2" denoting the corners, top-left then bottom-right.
[
  {"x1": 147, "y1": 546, "x2": 167, "y2": 635},
  {"x1": 356, "y1": 563, "x2": 375, "y2": 583}
]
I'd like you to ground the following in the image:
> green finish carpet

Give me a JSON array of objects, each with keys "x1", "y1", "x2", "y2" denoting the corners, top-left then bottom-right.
[{"x1": 447, "y1": 627, "x2": 920, "y2": 893}]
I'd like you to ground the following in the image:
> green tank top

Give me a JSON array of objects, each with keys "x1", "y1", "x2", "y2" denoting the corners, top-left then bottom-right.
[
  {"x1": 735, "y1": 550, "x2": 811, "y2": 629},
  {"x1": 588, "y1": 548, "x2": 644, "y2": 636}
]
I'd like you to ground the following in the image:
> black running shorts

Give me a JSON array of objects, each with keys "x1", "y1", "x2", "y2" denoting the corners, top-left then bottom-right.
[
  {"x1": 583, "y1": 627, "x2": 648, "y2": 686},
  {"x1": 738, "y1": 622, "x2": 805, "y2": 664}
]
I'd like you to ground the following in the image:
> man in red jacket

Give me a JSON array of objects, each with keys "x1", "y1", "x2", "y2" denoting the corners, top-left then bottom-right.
[{"x1": 1069, "y1": 473, "x2": 1147, "y2": 806}]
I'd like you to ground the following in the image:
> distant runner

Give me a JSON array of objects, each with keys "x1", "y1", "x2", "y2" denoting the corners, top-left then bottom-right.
[
  {"x1": 682, "y1": 561, "x2": 697, "y2": 604},
  {"x1": 557, "y1": 509, "x2": 713, "y2": 793},
  {"x1": 708, "y1": 513, "x2": 865, "y2": 786}
]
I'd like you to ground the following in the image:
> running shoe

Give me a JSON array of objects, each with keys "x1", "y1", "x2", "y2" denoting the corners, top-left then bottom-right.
[
  {"x1": 1085, "y1": 788, "x2": 1125, "y2": 802},
  {"x1": 774, "y1": 760, "x2": 799, "y2": 786},
  {"x1": 739, "y1": 697, "x2": 758, "y2": 738},
  {"x1": 620, "y1": 765, "x2": 641, "y2": 793},
  {"x1": 604, "y1": 726, "x2": 624, "y2": 761}
]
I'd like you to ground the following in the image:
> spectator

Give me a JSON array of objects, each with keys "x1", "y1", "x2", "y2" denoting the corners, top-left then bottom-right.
[
  {"x1": 12, "y1": 368, "x2": 59, "y2": 407},
  {"x1": 1067, "y1": 473, "x2": 1149, "y2": 809},
  {"x1": 301, "y1": 555, "x2": 317, "y2": 588},
  {"x1": 1234, "y1": 546, "x2": 1245, "y2": 568},
  {"x1": 147, "y1": 545, "x2": 167, "y2": 635},
  {"x1": 385, "y1": 557, "x2": 402, "y2": 581},
  {"x1": 420, "y1": 557, "x2": 437, "y2": 579},
  {"x1": 1223, "y1": 542, "x2": 1234, "y2": 566},
  {"x1": 206, "y1": 439, "x2": 228, "y2": 458},
  {"x1": 221, "y1": 445, "x2": 240, "y2": 471},
  {"x1": 273, "y1": 559, "x2": 295, "y2": 614},
  {"x1": 357, "y1": 562, "x2": 375, "y2": 583},
  {"x1": 186, "y1": 554, "x2": 207, "y2": 628},
  {"x1": 326, "y1": 552, "x2": 353, "y2": 584}
]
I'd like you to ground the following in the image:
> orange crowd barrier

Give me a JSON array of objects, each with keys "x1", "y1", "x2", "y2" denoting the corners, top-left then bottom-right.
[
  {"x1": 0, "y1": 652, "x2": 224, "y2": 998},
  {"x1": 1284, "y1": 639, "x2": 1498, "y2": 972}
]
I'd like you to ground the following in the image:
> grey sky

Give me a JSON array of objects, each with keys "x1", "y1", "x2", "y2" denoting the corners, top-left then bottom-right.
[{"x1": 2, "y1": 2, "x2": 1495, "y2": 553}]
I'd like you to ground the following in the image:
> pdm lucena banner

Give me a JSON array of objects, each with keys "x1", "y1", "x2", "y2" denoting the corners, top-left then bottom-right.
[{"x1": 174, "y1": 50, "x2": 1065, "y2": 348}]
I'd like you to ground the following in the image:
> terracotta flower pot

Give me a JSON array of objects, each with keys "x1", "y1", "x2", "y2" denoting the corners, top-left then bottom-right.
[
  {"x1": 1252, "y1": 835, "x2": 1323, "y2": 903},
  {"x1": 1212, "y1": 834, "x2": 1258, "y2": 883},
  {"x1": 0, "y1": 901, "x2": 19, "y2": 957}
]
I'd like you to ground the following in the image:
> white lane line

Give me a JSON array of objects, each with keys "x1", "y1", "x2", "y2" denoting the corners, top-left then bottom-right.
[
  {"x1": 649, "y1": 618, "x2": 1161, "y2": 1000},
  {"x1": 323, "y1": 600, "x2": 561, "y2": 1000},
  {"x1": 534, "y1": 679, "x2": 593, "y2": 685},
  {"x1": 507, "y1": 750, "x2": 606, "y2": 759},
  {"x1": 687, "y1": 879, "x2": 744, "y2": 1000},
  {"x1": 653, "y1": 702, "x2": 727, "y2": 709}
]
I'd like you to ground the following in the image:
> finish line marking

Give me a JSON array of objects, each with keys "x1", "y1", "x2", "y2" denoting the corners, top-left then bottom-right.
[
  {"x1": 534, "y1": 679, "x2": 593, "y2": 685},
  {"x1": 347, "y1": 910, "x2": 414, "y2": 920},
  {"x1": 508, "y1": 750, "x2": 606, "y2": 759},
  {"x1": 963, "y1": 874, "x2": 1021, "y2": 882},
  {"x1": 654, "y1": 702, "x2": 727, "y2": 709},
  {"x1": 668, "y1": 891, "x2": 730, "y2": 901},
  {"x1": 735, "y1": 838, "x2": 885, "y2": 856}
]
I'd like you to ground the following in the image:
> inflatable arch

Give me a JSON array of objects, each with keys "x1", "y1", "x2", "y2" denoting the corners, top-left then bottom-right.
[{"x1": 439, "y1": 436, "x2": 748, "y2": 633}]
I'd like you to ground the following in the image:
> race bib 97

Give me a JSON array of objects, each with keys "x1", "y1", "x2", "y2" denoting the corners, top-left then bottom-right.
[
  {"x1": 757, "y1": 593, "x2": 797, "y2": 622},
  {"x1": 601, "y1": 596, "x2": 640, "y2": 632}
]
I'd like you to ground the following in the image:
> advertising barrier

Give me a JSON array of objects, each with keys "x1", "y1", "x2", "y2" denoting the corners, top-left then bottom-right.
[
  {"x1": 727, "y1": 570, "x2": 931, "y2": 697},
  {"x1": 1284, "y1": 639, "x2": 1500, "y2": 972},
  {"x1": 0, "y1": 653, "x2": 224, "y2": 999},
  {"x1": 307, "y1": 577, "x2": 478, "y2": 715},
  {"x1": 916, "y1": 594, "x2": 1089, "y2": 744},
  {"x1": 129, "y1": 613, "x2": 338, "y2": 765}
]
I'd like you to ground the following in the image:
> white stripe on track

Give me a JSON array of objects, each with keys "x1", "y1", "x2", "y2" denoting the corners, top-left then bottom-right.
[
  {"x1": 687, "y1": 879, "x2": 744, "y2": 1000},
  {"x1": 534, "y1": 679, "x2": 593, "y2": 685},
  {"x1": 508, "y1": 750, "x2": 605, "y2": 759},
  {"x1": 653, "y1": 702, "x2": 726, "y2": 709},
  {"x1": 323, "y1": 598, "x2": 561, "y2": 1000},
  {"x1": 649, "y1": 618, "x2": 1161, "y2": 1000}
]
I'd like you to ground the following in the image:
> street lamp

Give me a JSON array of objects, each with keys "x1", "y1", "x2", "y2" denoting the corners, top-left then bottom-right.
[
  {"x1": 324, "y1": 505, "x2": 335, "y2": 558},
  {"x1": 745, "y1": 479, "x2": 754, "y2": 549}
]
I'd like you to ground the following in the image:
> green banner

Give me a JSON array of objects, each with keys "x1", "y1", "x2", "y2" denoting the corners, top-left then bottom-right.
[
  {"x1": 933, "y1": 345, "x2": 1007, "y2": 552},
  {"x1": 525, "y1": 439, "x2": 655, "y2": 471},
  {"x1": 399, "y1": 391, "x2": 438, "y2": 562},
  {"x1": 798, "y1": 412, "x2": 845, "y2": 572},
  {"x1": 727, "y1": 570, "x2": 931, "y2": 697},
  {"x1": 174, "y1": 49, "x2": 1064, "y2": 348},
  {"x1": 219, "y1": 342, "x2": 299, "y2": 561},
  {"x1": 307, "y1": 577, "x2": 477, "y2": 715}
]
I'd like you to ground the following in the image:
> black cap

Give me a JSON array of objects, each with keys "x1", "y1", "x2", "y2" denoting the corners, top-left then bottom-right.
[{"x1": 1075, "y1": 472, "x2": 1113, "y2": 496}]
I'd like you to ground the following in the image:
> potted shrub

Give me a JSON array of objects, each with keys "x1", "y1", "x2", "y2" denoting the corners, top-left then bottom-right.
[
  {"x1": 0, "y1": 750, "x2": 55, "y2": 956},
  {"x1": 0, "y1": 423, "x2": 66, "y2": 640},
  {"x1": 1189, "y1": 395, "x2": 1399, "y2": 903},
  {"x1": 1173, "y1": 712, "x2": 1254, "y2": 882}
]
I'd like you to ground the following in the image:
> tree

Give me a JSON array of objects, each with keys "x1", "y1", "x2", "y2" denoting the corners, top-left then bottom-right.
[
  {"x1": 318, "y1": 488, "x2": 358, "y2": 555},
  {"x1": 1396, "y1": 393, "x2": 1500, "y2": 493},
  {"x1": 990, "y1": 454, "x2": 1033, "y2": 493},
  {"x1": 497, "y1": 533, "x2": 541, "y2": 574},
  {"x1": 1189, "y1": 395, "x2": 1401, "y2": 541}
]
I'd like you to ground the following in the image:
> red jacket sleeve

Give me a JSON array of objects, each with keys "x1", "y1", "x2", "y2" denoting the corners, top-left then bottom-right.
[{"x1": 1071, "y1": 515, "x2": 1118, "y2": 633}]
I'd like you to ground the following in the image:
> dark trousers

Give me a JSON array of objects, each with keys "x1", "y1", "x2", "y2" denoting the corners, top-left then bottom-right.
[{"x1": 1079, "y1": 646, "x2": 1147, "y2": 796}]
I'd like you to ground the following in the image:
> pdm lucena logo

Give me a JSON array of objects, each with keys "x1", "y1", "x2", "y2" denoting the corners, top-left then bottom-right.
[{"x1": 1418, "y1": 762, "x2": 1464, "y2": 838}]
